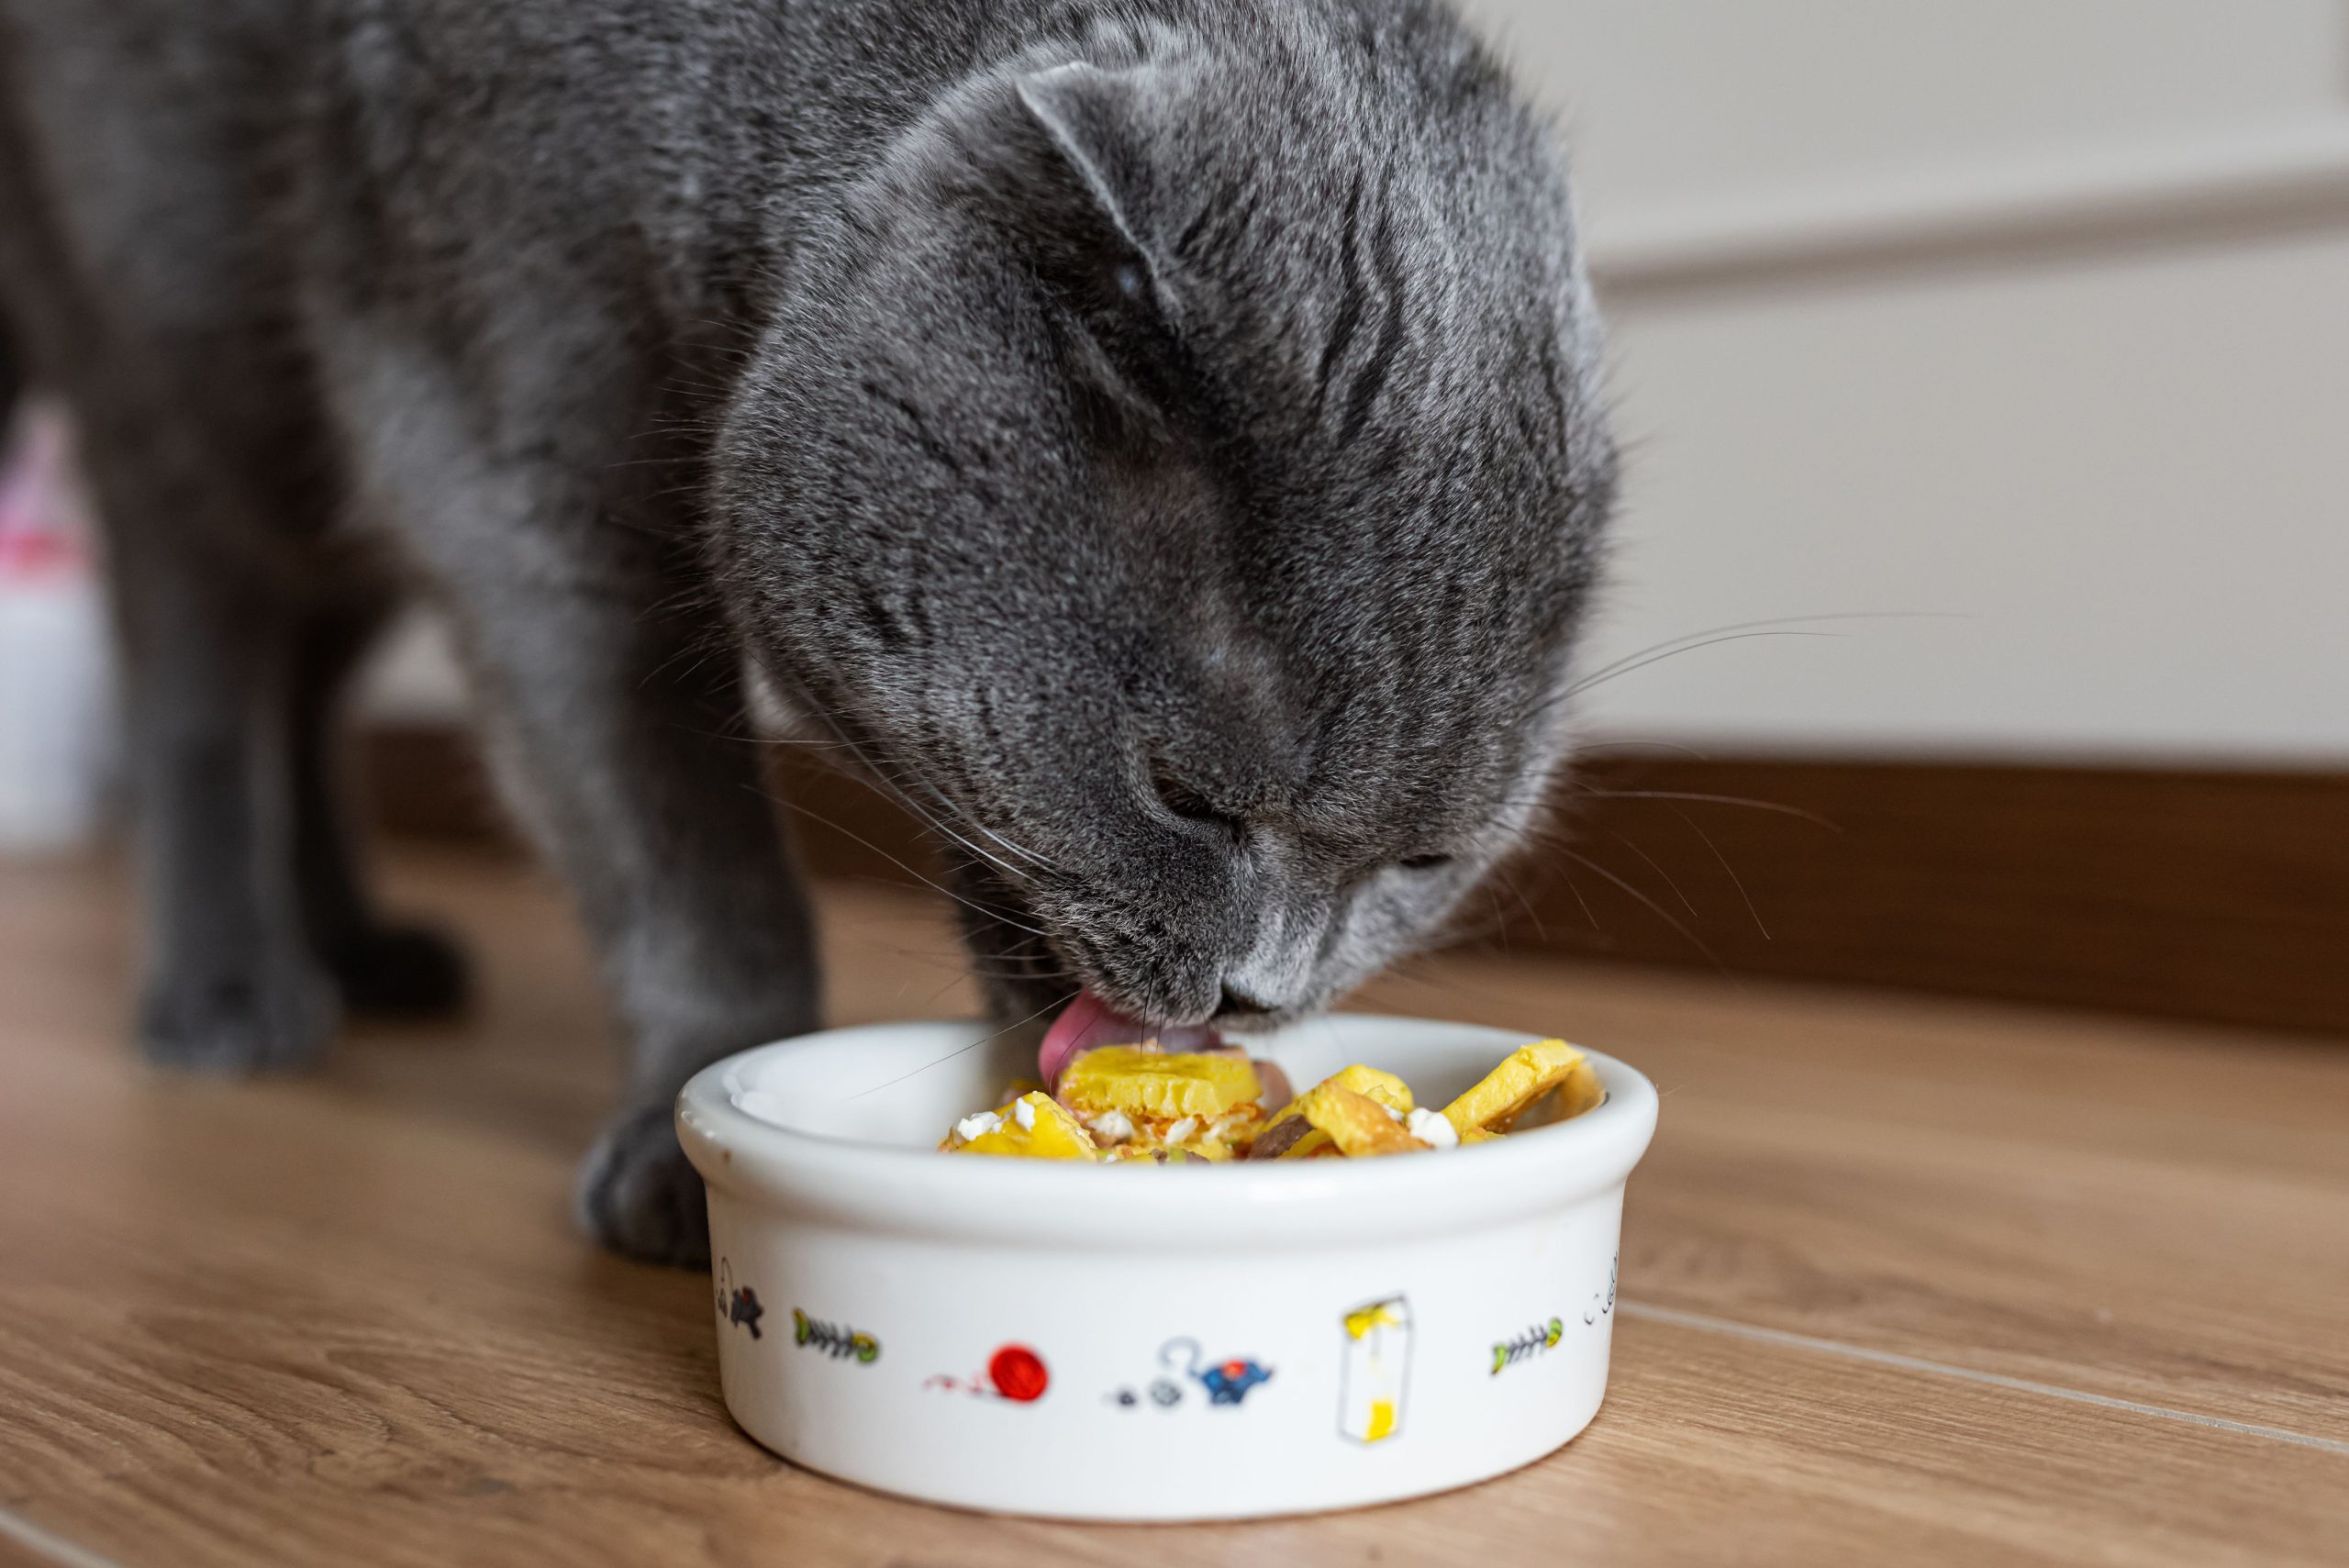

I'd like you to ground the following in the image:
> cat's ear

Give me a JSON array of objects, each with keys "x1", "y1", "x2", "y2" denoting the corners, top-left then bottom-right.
[
  {"x1": 1012, "y1": 64, "x2": 1151, "y2": 249},
  {"x1": 1004, "y1": 62, "x2": 1181, "y2": 319}
]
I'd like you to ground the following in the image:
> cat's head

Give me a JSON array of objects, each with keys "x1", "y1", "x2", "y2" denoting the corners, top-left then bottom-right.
[{"x1": 713, "y1": 2, "x2": 1614, "y2": 1040}]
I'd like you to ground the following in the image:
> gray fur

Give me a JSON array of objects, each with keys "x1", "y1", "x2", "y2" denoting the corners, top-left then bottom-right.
[{"x1": 0, "y1": 0, "x2": 1615, "y2": 1263}]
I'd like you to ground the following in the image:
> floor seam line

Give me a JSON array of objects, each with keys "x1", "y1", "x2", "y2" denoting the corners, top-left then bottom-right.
[
  {"x1": 1620, "y1": 1301, "x2": 2349, "y2": 1457},
  {"x1": 0, "y1": 1506, "x2": 127, "y2": 1568}
]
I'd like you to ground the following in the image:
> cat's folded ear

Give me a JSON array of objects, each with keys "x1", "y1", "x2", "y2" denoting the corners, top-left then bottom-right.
[
  {"x1": 1012, "y1": 65, "x2": 1152, "y2": 251},
  {"x1": 965, "y1": 60, "x2": 1186, "y2": 320}
]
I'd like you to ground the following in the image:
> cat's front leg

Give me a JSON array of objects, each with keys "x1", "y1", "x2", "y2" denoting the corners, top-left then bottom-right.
[
  {"x1": 471, "y1": 554, "x2": 821, "y2": 1266},
  {"x1": 505, "y1": 588, "x2": 821, "y2": 1265},
  {"x1": 340, "y1": 368, "x2": 821, "y2": 1265}
]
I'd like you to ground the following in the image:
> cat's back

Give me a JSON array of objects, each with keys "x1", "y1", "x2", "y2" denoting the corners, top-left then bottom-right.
[
  {"x1": 0, "y1": 0, "x2": 318, "y2": 357},
  {"x1": 0, "y1": 0, "x2": 314, "y2": 208},
  {"x1": 0, "y1": 0, "x2": 729, "y2": 328}
]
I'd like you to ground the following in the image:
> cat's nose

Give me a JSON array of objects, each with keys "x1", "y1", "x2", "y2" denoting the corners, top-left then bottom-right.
[{"x1": 1216, "y1": 984, "x2": 1276, "y2": 1018}]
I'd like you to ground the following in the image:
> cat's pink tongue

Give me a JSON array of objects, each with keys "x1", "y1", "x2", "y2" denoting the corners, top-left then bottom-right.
[{"x1": 1038, "y1": 991, "x2": 1223, "y2": 1088}]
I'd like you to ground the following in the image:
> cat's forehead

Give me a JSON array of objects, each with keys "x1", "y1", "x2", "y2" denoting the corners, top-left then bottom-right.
[
  {"x1": 1160, "y1": 25, "x2": 1576, "y2": 306},
  {"x1": 1155, "y1": 118, "x2": 1605, "y2": 532}
]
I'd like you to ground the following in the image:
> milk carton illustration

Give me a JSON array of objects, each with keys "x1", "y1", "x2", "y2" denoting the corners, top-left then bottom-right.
[{"x1": 1339, "y1": 1296, "x2": 1412, "y2": 1444}]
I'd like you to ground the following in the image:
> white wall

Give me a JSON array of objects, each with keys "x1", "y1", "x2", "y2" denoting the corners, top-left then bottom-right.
[
  {"x1": 1580, "y1": 232, "x2": 2349, "y2": 758},
  {"x1": 1460, "y1": 0, "x2": 2349, "y2": 761},
  {"x1": 1465, "y1": 0, "x2": 2349, "y2": 217},
  {"x1": 373, "y1": 2, "x2": 2349, "y2": 762}
]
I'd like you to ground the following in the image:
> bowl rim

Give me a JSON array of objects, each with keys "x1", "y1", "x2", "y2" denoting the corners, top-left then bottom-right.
[{"x1": 677, "y1": 1016, "x2": 1660, "y2": 1250}]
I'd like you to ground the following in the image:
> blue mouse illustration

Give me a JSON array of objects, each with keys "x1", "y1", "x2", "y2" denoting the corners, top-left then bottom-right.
[
  {"x1": 1161, "y1": 1338, "x2": 1273, "y2": 1407},
  {"x1": 1197, "y1": 1357, "x2": 1273, "y2": 1405}
]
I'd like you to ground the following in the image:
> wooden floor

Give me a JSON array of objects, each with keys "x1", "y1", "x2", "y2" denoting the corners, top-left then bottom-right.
[{"x1": 1, "y1": 851, "x2": 2344, "y2": 1567}]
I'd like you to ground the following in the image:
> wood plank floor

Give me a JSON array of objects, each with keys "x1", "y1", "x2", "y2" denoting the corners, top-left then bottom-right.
[{"x1": 1, "y1": 850, "x2": 2343, "y2": 1566}]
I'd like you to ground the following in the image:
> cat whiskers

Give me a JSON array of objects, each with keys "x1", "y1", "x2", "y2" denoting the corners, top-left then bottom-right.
[
  {"x1": 752, "y1": 688, "x2": 1041, "y2": 887},
  {"x1": 841, "y1": 987, "x2": 1082, "y2": 1102},
  {"x1": 1550, "y1": 848, "x2": 1721, "y2": 968},
  {"x1": 1668, "y1": 806, "x2": 1770, "y2": 940},
  {"x1": 794, "y1": 701, "x2": 1055, "y2": 884},
  {"x1": 750, "y1": 787, "x2": 1054, "y2": 940},
  {"x1": 1600, "y1": 829, "x2": 1698, "y2": 920},
  {"x1": 1567, "y1": 787, "x2": 1841, "y2": 832},
  {"x1": 1521, "y1": 610, "x2": 1971, "y2": 731}
]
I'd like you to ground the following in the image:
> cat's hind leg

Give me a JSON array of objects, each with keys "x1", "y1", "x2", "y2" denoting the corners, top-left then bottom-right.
[
  {"x1": 286, "y1": 595, "x2": 471, "y2": 1019},
  {"x1": 0, "y1": 317, "x2": 19, "y2": 432},
  {"x1": 83, "y1": 410, "x2": 341, "y2": 1073}
]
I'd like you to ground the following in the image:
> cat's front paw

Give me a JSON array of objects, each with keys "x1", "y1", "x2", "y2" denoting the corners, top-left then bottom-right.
[
  {"x1": 139, "y1": 957, "x2": 340, "y2": 1074},
  {"x1": 576, "y1": 1102, "x2": 709, "y2": 1267},
  {"x1": 330, "y1": 921, "x2": 473, "y2": 1018}
]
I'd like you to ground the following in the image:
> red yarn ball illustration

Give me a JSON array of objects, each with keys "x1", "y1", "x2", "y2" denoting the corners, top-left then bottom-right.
[{"x1": 987, "y1": 1344, "x2": 1049, "y2": 1403}]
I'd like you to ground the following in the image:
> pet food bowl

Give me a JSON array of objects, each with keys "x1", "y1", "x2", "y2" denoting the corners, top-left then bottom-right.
[{"x1": 676, "y1": 1015, "x2": 1658, "y2": 1520}]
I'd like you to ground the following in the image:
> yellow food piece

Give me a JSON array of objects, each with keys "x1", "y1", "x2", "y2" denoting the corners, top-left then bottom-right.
[
  {"x1": 1512, "y1": 1055, "x2": 1605, "y2": 1129},
  {"x1": 1284, "y1": 1082, "x2": 1427, "y2": 1158},
  {"x1": 1193, "y1": 1111, "x2": 1264, "y2": 1159},
  {"x1": 1259, "y1": 1064, "x2": 1414, "y2": 1159},
  {"x1": 1163, "y1": 1132, "x2": 1236, "y2": 1162},
  {"x1": 941, "y1": 1038, "x2": 1600, "y2": 1162},
  {"x1": 1442, "y1": 1039, "x2": 1590, "y2": 1140},
  {"x1": 942, "y1": 1092, "x2": 1100, "y2": 1161},
  {"x1": 1059, "y1": 1047, "x2": 1263, "y2": 1121},
  {"x1": 1119, "y1": 1106, "x2": 1264, "y2": 1162},
  {"x1": 1265, "y1": 1064, "x2": 1412, "y2": 1129}
]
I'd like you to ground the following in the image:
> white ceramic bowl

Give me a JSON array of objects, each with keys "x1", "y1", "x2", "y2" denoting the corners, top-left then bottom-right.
[{"x1": 677, "y1": 1015, "x2": 1658, "y2": 1521}]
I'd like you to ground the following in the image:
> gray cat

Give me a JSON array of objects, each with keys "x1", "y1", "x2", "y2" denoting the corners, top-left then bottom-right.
[{"x1": 0, "y1": 0, "x2": 1616, "y2": 1263}]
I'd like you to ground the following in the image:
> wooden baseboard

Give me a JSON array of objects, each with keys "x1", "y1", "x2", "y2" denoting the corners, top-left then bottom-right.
[
  {"x1": 360, "y1": 727, "x2": 2349, "y2": 1038},
  {"x1": 1510, "y1": 756, "x2": 2349, "y2": 1037}
]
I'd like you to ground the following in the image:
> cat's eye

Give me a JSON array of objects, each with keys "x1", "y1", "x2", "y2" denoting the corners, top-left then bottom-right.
[
  {"x1": 1150, "y1": 768, "x2": 1235, "y2": 831},
  {"x1": 1398, "y1": 853, "x2": 1456, "y2": 873},
  {"x1": 1059, "y1": 250, "x2": 1187, "y2": 423}
]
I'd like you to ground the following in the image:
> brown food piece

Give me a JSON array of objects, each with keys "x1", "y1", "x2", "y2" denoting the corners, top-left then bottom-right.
[{"x1": 1245, "y1": 1114, "x2": 1318, "y2": 1161}]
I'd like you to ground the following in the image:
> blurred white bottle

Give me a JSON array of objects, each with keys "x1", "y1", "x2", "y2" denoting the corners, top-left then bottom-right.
[{"x1": 0, "y1": 403, "x2": 118, "y2": 851}]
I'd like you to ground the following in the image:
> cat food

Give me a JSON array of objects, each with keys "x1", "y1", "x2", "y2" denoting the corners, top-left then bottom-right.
[{"x1": 940, "y1": 1037, "x2": 1602, "y2": 1163}]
